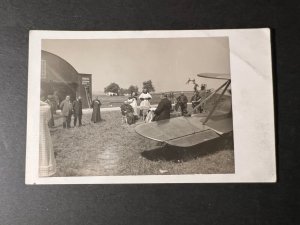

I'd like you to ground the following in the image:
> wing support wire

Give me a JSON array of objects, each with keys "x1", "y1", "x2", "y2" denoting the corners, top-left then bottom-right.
[
  {"x1": 203, "y1": 80, "x2": 231, "y2": 125},
  {"x1": 188, "y1": 79, "x2": 231, "y2": 116}
]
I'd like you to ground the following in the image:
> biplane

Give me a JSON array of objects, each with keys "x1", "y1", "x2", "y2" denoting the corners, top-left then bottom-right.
[{"x1": 135, "y1": 73, "x2": 233, "y2": 147}]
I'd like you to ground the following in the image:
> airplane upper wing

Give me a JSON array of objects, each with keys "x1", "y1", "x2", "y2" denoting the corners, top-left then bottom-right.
[{"x1": 197, "y1": 73, "x2": 230, "y2": 80}]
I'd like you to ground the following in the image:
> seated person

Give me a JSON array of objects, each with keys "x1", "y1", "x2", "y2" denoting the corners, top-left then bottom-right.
[
  {"x1": 154, "y1": 93, "x2": 172, "y2": 121},
  {"x1": 120, "y1": 101, "x2": 135, "y2": 125},
  {"x1": 145, "y1": 108, "x2": 156, "y2": 123},
  {"x1": 127, "y1": 96, "x2": 138, "y2": 120}
]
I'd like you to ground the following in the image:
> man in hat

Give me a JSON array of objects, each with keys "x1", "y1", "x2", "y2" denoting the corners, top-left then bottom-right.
[
  {"x1": 60, "y1": 95, "x2": 73, "y2": 128},
  {"x1": 154, "y1": 93, "x2": 172, "y2": 121},
  {"x1": 91, "y1": 96, "x2": 102, "y2": 123},
  {"x1": 73, "y1": 96, "x2": 83, "y2": 127}
]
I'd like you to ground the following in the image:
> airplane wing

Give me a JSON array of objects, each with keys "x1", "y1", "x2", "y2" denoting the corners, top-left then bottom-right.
[
  {"x1": 135, "y1": 72, "x2": 233, "y2": 147},
  {"x1": 197, "y1": 73, "x2": 230, "y2": 80},
  {"x1": 135, "y1": 116, "x2": 232, "y2": 147}
]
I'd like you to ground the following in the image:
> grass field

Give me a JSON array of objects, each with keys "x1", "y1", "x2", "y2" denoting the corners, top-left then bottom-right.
[
  {"x1": 50, "y1": 105, "x2": 234, "y2": 176},
  {"x1": 94, "y1": 91, "x2": 231, "y2": 111},
  {"x1": 94, "y1": 92, "x2": 196, "y2": 108}
]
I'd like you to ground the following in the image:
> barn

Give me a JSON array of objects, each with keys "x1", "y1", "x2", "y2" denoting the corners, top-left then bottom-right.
[{"x1": 41, "y1": 50, "x2": 92, "y2": 108}]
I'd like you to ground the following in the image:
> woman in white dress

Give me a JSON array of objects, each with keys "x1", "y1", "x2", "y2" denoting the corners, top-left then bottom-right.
[
  {"x1": 139, "y1": 88, "x2": 152, "y2": 120},
  {"x1": 127, "y1": 95, "x2": 138, "y2": 119},
  {"x1": 39, "y1": 101, "x2": 56, "y2": 177}
]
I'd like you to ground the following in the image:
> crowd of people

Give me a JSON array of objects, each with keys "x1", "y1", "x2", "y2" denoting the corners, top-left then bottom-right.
[
  {"x1": 41, "y1": 93, "x2": 103, "y2": 129},
  {"x1": 120, "y1": 88, "x2": 175, "y2": 124},
  {"x1": 41, "y1": 85, "x2": 208, "y2": 129},
  {"x1": 120, "y1": 88, "x2": 151, "y2": 125},
  {"x1": 120, "y1": 86, "x2": 207, "y2": 125}
]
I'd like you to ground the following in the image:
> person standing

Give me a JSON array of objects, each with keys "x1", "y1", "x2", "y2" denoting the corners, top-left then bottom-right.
[
  {"x1": 73, "y1": 96, "x2": 83, "y2": 127},
  {"x1": 199, "y1": 84, "x2": 207, "y2": 113},
  {"x1": 139, "y1": 88, "x2": 152, "y2": 120},
  {"x1": 191, "y1": 91, "x2": 202, "y2": 113},
  {"x1": 39, "y1": 101, "x2": 56, "y2": 176},
  {"x1": 131, "y1": 91, "x2": 138, "y2": 101},
  {"x1": 45, "y1": 95, "x2": 55, "y2": 127},
  {"x1": 154, "y1": 93, "x2": 172, "y2": 121},
  {"x1": 176, "y1": 92, "x2": 188, "y2": 115},
  {"x1": 91, "y1": 97, "x2": 101, "y2": 123},
  {"x1": 169, "y1": 92, "x2": 176, "y2": 111},
  {"x1": 53, "y1": 91, "x2": 60, "y2": 114},
  {"x1": 60, "y1": 95, "x2": 73, "y2": 128}
]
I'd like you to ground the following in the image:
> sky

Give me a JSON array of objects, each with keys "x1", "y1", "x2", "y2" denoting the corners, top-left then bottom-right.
[{"x1": 42, "y1": 37, "x2": 230, "y2": 94}]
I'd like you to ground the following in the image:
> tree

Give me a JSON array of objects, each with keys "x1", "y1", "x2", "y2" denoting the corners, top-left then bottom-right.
[
  {"x1": 119, "y1": 88, "x2": 129, "y2": 96},
  {"x1": 104, "y1": 82, "x2": 120, "y2": 95},
  {"x1": 128, "y1": 85, "x2": 139, "y2": 95},
  {"x1": 142, "y1": 80, "x2": 155, "y2": 92}
]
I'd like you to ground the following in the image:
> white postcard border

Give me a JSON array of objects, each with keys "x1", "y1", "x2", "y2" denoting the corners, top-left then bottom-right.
[{"x1": 26, "y1": 29, "x2": 276, "y2": 184}]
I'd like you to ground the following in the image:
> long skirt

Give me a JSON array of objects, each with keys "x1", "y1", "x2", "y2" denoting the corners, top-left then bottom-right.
[
  {"x1": 91, "y1": 107, "x2": 101, "y2": 123},
  {"x1": 39, "y1": 104, "x2": 56, "y2": 177}
]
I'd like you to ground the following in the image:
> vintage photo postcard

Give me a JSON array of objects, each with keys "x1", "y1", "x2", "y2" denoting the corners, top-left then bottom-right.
[{"x1": 26, "y1": 29, "x2": 276, "y2": 184}]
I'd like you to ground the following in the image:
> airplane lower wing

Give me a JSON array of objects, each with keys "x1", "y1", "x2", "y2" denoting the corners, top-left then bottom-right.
[
  {"x1": 165, "y1": 130, "x2": 219, "y2": 147},
  {"x1": 202, "y1": 117, "x2": 233, "y2": 134},
  {"x1": 135, "y1": 116, "x2": 232, "y2": 147}
]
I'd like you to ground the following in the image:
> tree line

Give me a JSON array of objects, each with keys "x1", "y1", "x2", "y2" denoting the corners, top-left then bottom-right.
[{"x1": 104, "y1": 80, "x2": 155, "y2": 96}]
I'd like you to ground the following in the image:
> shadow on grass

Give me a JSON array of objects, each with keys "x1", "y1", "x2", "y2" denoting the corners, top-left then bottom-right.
[
  {"x1": 90, "y1": 119, "x2": 106, "y2": 124},
  {"x1": 141, "y1": 132, "x2": 234, "y2": 162}
]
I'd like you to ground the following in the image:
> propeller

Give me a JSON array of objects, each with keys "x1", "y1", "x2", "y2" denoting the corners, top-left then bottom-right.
[{"x1": 186, "y1": 78, "x2": 196, "y2": 85}]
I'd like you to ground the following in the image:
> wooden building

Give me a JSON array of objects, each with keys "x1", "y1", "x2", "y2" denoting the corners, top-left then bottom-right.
[{"x1": 77, "y1": 73, "x2": 92, "y2": 108}]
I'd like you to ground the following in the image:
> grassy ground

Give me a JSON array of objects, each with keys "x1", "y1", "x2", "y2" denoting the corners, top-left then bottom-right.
[
  {"x1": 94, "y1": 92, "x2": 196, "y2": 108},
  {"x1": 94, "y1": 94, "x2": 168, "y2": 108},
  {"x1": 51, "y1": 108, "x2": 234, "y2": 176}
]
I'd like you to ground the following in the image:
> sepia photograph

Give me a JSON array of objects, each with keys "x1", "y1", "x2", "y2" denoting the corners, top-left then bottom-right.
[
  {"x1": 26, "y1": 29, "x2": 276, "y2": 184},
  {"x1": 1, "y1": 0, "x2": 296, "y2": 223},
  {"x1": 39, "y1": 37, "x2": 234, "y2": 177}
]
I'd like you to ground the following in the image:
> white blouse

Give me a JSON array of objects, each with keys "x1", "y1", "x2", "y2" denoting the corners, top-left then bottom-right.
[{"x1": 139, "y1": 93, "x2": 152, "y2": 109}]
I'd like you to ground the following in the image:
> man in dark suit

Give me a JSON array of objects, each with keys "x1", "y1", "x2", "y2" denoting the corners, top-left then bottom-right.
[
  {"x1": 176, "y1": 92, "x2": 188, "y2": 115},
  {"x1": 73, "y1": 96, "x2": 83, "y2": 127},
  {"x1": 154, "y1": 93, "x2": 172, "y2": 121}
]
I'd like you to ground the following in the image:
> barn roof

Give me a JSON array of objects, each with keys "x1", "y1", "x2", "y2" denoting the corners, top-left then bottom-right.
[{"x1": 41, "y1": 50, "x2": 79, "y2": 83}]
